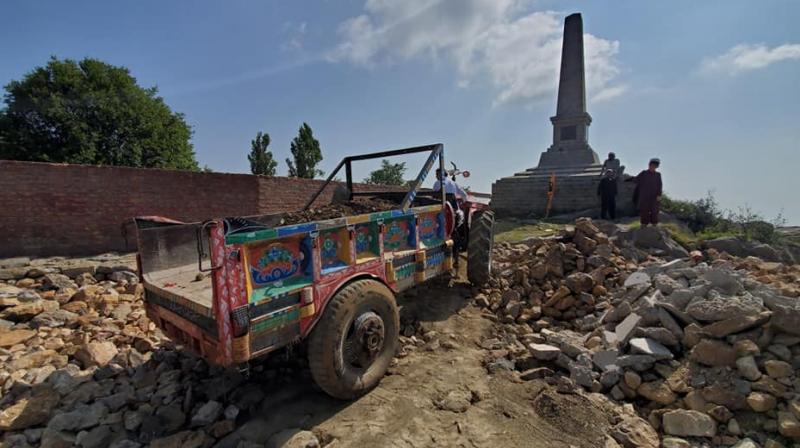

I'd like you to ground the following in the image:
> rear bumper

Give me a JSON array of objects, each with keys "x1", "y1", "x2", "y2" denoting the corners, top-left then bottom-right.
[{"x1": 145, "y1": 303, "x2": 222, "y2": 364}]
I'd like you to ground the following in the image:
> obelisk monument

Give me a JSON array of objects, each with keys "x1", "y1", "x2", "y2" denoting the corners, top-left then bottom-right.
[
  {"x1": 491, "y1": 13, "x2": 632, "y2": 217},
  {"x1": 538, "y1": 13, "x2": 599, "y2": 168}
]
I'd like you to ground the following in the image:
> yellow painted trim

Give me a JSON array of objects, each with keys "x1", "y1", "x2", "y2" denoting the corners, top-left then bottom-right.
[
  {"x1": 300, "y1": 303, "x2": 316, "y2": 319},
  {"x1": 242, "y1": 247, "x2": 253, "y2": 303}
]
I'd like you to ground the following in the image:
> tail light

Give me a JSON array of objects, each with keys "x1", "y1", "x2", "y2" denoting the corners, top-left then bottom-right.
[{"x1": 231, "y1": 306, "x2": 249, "y2": 338}]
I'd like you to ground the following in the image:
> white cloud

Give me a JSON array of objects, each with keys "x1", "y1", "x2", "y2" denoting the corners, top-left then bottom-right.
[
  {"x1": 328, "y1": 0, "x2": 624, "y2": 106},
  {"x1": 282, "y1": 21, "x2": 308, "y2": 52},
  {"x1": 701, "y1": 43, "x2": 800, "y2": 74}
]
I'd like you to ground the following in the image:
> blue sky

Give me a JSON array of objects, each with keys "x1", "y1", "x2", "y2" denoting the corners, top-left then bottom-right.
[{"x1": 2, "y1": 0, "x2": 799, "y2": 223}]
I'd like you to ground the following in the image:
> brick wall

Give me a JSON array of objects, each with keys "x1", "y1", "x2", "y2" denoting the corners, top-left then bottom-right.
[{"x1": 0, "y1": 160, "x2": 401, "y2": 257}]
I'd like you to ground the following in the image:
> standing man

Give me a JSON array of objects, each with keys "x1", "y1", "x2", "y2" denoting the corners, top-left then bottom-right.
[
  {"x1": 597, "y1": 169, "x2": 618, "y2": 220},
  {"x1": 632, "y1": 158, "x2": 663, "y2": 226},
  {"x1": 601, "y1": 152, "x2": 623, "y2": 178}
]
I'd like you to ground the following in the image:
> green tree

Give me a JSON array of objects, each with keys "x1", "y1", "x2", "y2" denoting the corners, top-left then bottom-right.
[
  {"x1": 248, "y1": 131, "x2": 278, "y2": 175},
  {"x1": 364, "y1": 159, "x2": 407, "y2": 185},
  {"x1": 286, "y1": 122, "x2": 323, "y2": 178},
  {"x1": 0, "y1": 57, "x2": 197, "y2": 170}
]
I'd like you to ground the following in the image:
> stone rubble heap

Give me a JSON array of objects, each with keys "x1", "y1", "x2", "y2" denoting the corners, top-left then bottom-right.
[
  {"x1": 478, "y1": 218, "x2": 800, "y2": 448},
  {"x1": 0, "y1": 257, "x2": 320, "y2": 448}
]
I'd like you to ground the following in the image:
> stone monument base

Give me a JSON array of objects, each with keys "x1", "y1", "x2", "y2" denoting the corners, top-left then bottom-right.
[{"x1": 491, "y1": 164, "x2": 636, "y2": 218}]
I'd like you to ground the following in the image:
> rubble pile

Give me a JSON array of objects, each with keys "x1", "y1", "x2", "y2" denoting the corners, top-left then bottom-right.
[
  {"x1": 0, "y1": 257, "x2": 318, "y2": 448},
  {"x1": 282, "y1": 197, "x2": 399, "y2": 225},
  {"x1": 479, "y1": 218, "x2": 800, "y2": 447},
  {"x1": 476, "y1": 218, "x2": 633, "y2": 331}
]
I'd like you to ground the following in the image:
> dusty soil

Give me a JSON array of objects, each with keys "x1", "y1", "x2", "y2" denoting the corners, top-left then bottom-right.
[
  {"x1": 217, "y1": 263, "x2": 618, "y2": 447},
  {"x1": 282, "y1": 198, "x2": 399, "y2": 225}
]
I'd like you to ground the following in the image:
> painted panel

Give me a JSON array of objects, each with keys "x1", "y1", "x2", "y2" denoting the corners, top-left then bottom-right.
[
  {"x1": 383, "y1": 218, "x2": 416, "y2": 252},
  {"x1": 354, "y1": 222, "x2": 379, "y2": 261},
  {"x1": 419, "y1": 211, "x2": 444, "y2": 248},
  {"x1": 247, "y1": 237, "x2": 311, "y2": 289},
  {"x1": 320, "y1": 227, "x2": 351, "y2": 274}
]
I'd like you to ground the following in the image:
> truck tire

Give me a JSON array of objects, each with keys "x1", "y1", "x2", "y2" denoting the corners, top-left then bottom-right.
[
  {"x1": 308, "y1": 279, "x2": 399, "y2": 399},
  {"x1": 467, "y1": 210, "x2": 495, "y2": 286}
]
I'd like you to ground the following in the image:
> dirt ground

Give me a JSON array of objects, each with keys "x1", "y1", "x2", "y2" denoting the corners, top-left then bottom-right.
[{"x1": 216, "y1": 262, "x2": 618, "y2": 448}]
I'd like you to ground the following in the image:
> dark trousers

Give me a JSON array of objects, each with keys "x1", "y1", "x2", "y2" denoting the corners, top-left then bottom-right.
[
  {"x1": 640, "y1": 205, "x2": 659, "y2": 225},
  {"x1": 600, "y1": 196, "x2": 616, "y2": 220}
]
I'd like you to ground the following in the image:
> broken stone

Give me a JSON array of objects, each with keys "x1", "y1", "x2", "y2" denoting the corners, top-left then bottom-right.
[
  {"x1": 662, "y1": 409, "x2": 717, "y2": 438},
  {"x1": 747, "y1": 392, "x2": 777, "y2": 412},
  {"x1": 75, "y1": 341, "x2": 119, "y2": 368},
  {"x1": 614, "y1": 313, "x2": 642, "y2": 346},
  {"x1": 629, "y1": 337, "x2": 673, "y2": 360},
  {"x1": 528, "y1": 343, "x2": 560, "y2": 361},
  {"x1": 690, "y1": 339, "x2": 737, "y2": 367}
]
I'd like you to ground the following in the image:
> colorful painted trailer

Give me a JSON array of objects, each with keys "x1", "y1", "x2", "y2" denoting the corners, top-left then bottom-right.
[{"x1": 135, "y1": 144, "x2": 491, "y2": 399}]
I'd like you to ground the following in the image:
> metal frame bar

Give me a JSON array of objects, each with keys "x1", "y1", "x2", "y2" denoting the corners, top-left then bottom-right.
[{"x1": 302, "y1": 143, "x2": 445, "y2": 211}]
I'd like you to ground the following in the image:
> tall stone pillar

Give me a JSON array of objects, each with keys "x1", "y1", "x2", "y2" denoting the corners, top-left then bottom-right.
[{"x1": 538, "y1": 13, "x2": 598, "y2": 168}]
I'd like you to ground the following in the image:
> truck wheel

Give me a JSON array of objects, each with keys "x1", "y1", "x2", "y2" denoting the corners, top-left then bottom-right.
[
  {"x1": 467, "y1": 210, "x2": 495, "y2": 286},
  {"x1": 308, "y1": 279, "x2": 399, "y2": 399}
]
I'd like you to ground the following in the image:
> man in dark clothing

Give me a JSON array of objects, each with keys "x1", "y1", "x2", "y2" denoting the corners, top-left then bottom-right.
[
  {"x1": 597, "y1": 169, "x2": 617, "y2": 220},
  {"x1": 632, "y1": 158, "x2": 663, "y2": 226}
]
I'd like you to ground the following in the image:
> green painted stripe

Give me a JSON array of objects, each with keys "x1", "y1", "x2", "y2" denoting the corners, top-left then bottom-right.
[
  {"x1": 226, "y1": 228, "x2": 277, "y2": 244},
  {"x1": 251, "y1": 307, "x2": 300, "y2": 333}
]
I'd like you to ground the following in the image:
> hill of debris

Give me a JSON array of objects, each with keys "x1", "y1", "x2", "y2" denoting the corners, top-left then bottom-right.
[{"x1": 477, "y1": 218, "x2": 800, "y2": 447}]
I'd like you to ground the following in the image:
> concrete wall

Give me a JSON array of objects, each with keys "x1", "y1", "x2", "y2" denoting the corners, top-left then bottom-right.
[
  {"x1": 0, "y1": 160, "x2": 400, "y2": 257},
  {"x1": 491, "y1": 175, "x2": 637, "y2": 218}
]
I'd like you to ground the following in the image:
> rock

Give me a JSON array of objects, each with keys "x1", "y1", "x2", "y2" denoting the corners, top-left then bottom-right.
[
  {"x1": 0, "y1": 300, "x2": 57, "y2": 321},
  {"x1": 703, "y1": 269, "x2": 743, "y2": 295},
  {"x1": 0, "y1": 386, "x2": 60, "y2": 430},
  {"x1": 768, "y1": 302, "x2": 800, "y2": 336},
  {"x1": 568, "y1": 360, "x2": 595, "y2": 388},
  {"x1": 566, "y1": 272, "x2": 594, "y2": 294},
  {"x1": 658, "y1": 308, "x2": 684, "y2": 340},
  {"x1": 736, "y1": 356, "x2": 762, "y2": 381},
  {"x1": 747, "y1": 392, "x2": 777, "y2": 412},
  {"x1": 593, "y1": 350, "x2": 619, "y2": 372},
  {"x1": 190, "y1": 400, "x2": 223, "y2": 427},
  {"x1": 702, "y1": 384, "x2": 747, "y2": 410},
  {"x1": 706, "y1": 405, "x2": 733, "y2": 423},
  {"x1": 76, "y1": 424, "x2": 113, "y2": 448},
  {"x1": 661, "y1": 437, "x2": 691, "y2": 448},
  {"x1": 603, "y1": 301, "x2": 632, "y2": 324},
  {"x1": 624, "y1": 371, "x2": 642, "y2": 389},
  {"x1": 615, "y1": 313, "x2": 642, "y2": 346},
  {"x1": 610, "y1": 415, "x2": 659, "y2": 448},
  {"x1": 30, "y1": 309, "x2": 79, "y2": 328},
  {"x1": 654, "y1": 274, "x2": 682, "y2": 295},
  {"x1": 47, "y1": 402, "x2": 108, "y2": 432},
  {"x1": 0, "y1": 329, "x2": 37, "y2": 347},
  {"x1": 686, "y1": 290, "x2": 765, "y2": 322},
  {"x1": 701, "y1": 311, "x2": 771, "y2": 338},
  {"x1": 149, "y1": 430, "x2": 211, "y2": 448},
  {"x1": 266, "y1": 429, "x2": 320, "y2": 448},
  {"x1": 624, "y1": 272, "x2": 651, "y2": 288},
  {"x1": 734, "y1": 339, "x2": 760, "y2": 357},
  {"x1": 778, "y1": 411, "x2": 800, "y2": 439},
  {"x1": 12, "y1": 349, "x2": 68, "y2": 370},
  {"x1": 41, "y1": 273, "x2": 77, "y2": 291},
  {"x1": 75, "y1": 341, "x2": 119, "y2": 367},
  {"x1": 637, "y1": 380, "x2": 677, "y2": 405},
  {"x1": 662, "y1": 410, "x2": 717, "y2": 437},
  {"x1": 706, "y1": 236, "x2": 747, "y2": 257},
  {"x1": 109, "y1": 271, "x2": 138, "y2": 285},
  {"x1": 528, "y1": 343, "x2": 560, "y2": 361},
  {"x1": 764, "y1": 360, "x2": 793, "y2": 378},
  {"x1": 438, "y1": 390, "x2": 471, "y2": 413},
  {"x1": 628, "y1": 338, "x2": 673, "y2": 360},
  {"x1": 690, "y1": 339, "x2": 737, "y2": 367}
]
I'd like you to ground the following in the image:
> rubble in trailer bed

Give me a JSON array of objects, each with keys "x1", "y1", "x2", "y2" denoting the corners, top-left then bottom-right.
[
  {"x1": 280, "y1": 198, "x2": 401, "y2": 225},
  {"x1": 478, "y1": 217, "x2": 800, "y2": 447}
]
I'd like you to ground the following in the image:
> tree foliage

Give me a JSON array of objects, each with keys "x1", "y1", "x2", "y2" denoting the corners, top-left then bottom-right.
[
  {"x1": 248, "y1": 131, "x2": 277, "y2": 176},
  {"x1": 0, "y1": 57, "x2": 197, "y2": 170},
  {"x1": 364, "y1": 159, "x2": 407, "y2": 185},
  {"x1": 286, "y1": 123, "x2": 323, "y2": 178}
]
